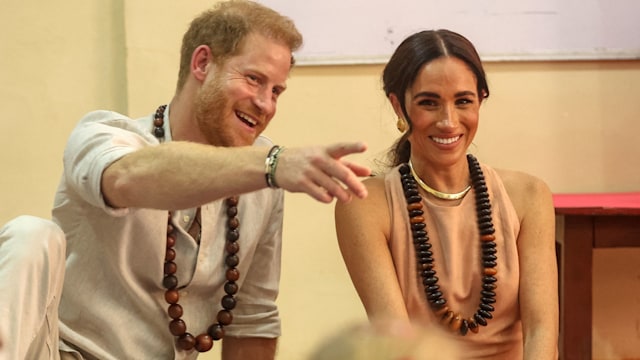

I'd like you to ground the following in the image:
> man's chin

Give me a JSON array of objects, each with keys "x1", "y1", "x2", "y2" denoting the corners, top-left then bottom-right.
[
  {"x1": 204, "y1": 133, "x2": 253, "y2": 147},
  {"x1": 227, "y1": 137, "x2": 256, "y2": 147}
]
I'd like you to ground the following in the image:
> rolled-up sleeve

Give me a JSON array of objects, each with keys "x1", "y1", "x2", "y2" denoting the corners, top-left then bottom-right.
[{"x1": 61, "y1": 110, "x2": 157, "y2": 216}]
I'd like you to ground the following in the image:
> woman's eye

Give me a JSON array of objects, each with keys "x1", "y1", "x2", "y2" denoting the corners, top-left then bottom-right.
[{"x1": 418, "y1": 99, "x2": 437, "y2": 107}]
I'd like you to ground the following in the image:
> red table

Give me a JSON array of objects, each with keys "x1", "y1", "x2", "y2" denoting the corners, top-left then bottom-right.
[{"x1": 553, "y1": 192, "x2": 640, "y2": 360}]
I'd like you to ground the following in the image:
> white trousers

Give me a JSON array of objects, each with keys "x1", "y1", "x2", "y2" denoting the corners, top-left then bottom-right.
[{"x1": 0, "y1": 215, "x2": 66, "y2": 360}]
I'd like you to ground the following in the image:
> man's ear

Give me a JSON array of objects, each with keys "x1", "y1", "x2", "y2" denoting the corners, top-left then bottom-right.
[{"x1": 191, "y1": 45, "x2": 212, "y2": 82}]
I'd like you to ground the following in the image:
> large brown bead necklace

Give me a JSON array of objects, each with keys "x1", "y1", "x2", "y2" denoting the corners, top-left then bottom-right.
[
  {"x1": 154, "y1": 104, "x2": 240, "y2": 352},
  {"x1": 399, "y1": 154, "x2": 497, "y2": 336}
]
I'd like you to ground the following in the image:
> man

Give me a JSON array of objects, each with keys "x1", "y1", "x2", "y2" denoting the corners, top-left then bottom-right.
[{"x1": 0, "y1": 1, "x2": 370, "y2": 359}]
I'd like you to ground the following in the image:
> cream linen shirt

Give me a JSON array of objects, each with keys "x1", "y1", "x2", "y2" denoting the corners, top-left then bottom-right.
[{"x1": 52, "y1": 105, "x2": 284, "y2": 359}]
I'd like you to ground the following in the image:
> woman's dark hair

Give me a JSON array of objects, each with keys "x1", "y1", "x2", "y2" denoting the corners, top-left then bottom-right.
[{"x1": 382, "y1": 29, "x2": 489, "y2": 166}]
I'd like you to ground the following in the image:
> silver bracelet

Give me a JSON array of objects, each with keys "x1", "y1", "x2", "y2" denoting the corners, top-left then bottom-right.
[{"x1": 264, "y1": 145, "x2": 284, "y2": 188}]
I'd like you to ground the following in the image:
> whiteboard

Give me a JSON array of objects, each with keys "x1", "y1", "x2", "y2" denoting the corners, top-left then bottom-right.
[{"x1": 259, "y1": 0, "x2": 640, "y2": 65}]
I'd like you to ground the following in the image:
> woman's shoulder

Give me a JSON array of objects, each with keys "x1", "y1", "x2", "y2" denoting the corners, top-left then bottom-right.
[
  {"x1": 334, "y1": 173, "x2": 392, "y2": 238},
  {"x1": 363, "y1": 173, "x2": 387, "y2": 191},
  {"x1": 335, "y1": 174, "x2": 388, "y2": 215},
  {"x1": 352, "y1": 175, "x2": 388, "y2": 207},
  {"x1": 493, "y1": 167, "x2": 553, "y2": 217},
  {"x1": 494, "y1": 168, "x2": 550, "y2": 194}
]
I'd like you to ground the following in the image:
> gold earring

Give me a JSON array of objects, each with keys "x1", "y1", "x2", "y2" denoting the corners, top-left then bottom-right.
[{"x1": 396, "y1": 117, "x2": 407, "y2": 132}]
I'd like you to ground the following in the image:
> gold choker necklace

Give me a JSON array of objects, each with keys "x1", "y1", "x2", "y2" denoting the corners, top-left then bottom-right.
[{"x1": 408, "y1": 160, "x2": 472, "y2": 200}]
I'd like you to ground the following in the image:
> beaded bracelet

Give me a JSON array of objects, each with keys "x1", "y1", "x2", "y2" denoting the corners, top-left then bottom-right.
[{"x1": 264, "y1": 145, "x2": 284, "y2": 188}]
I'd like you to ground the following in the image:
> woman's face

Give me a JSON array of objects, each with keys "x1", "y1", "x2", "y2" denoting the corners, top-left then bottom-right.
[{"x1": 395, "y1": 56, "x2": 482, "y2": 168}]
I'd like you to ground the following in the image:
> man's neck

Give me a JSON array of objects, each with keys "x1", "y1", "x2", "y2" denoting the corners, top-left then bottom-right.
[{"x1": 166, "y1": 89, "x2": 201, "y2": 143}]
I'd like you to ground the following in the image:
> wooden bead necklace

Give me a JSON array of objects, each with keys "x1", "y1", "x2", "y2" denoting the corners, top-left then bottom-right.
[
  {"x1": 399, "y1": 154, "x2": 497, "y2": 336},
  {"x1": 154, "y1": 104, "x2": 240, "y2": 352}
]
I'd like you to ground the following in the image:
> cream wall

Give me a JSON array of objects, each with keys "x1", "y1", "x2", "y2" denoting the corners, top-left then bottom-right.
[
  {"x1": 0, "y1": 0, "x2": 127, "y2": 221},
  {"x1": 1, "y1": 1, "x2": 638, "y2": 359}
]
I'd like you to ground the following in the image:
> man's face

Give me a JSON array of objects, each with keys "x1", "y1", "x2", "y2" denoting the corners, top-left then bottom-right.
[{"x1": 195, "y1": 33, "x2": 292, "y2": 147}]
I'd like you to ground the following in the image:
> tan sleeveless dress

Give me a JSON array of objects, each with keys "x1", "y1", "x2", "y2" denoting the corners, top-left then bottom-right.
[{"x1": 385, "y1": 163, "x2": 523, "y2": 359}]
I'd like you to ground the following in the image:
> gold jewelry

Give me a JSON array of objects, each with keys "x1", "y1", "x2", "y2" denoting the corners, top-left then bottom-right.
[
  {"x1": 396, "y1": 117, "x2": 407, "y2": 132},
  {"x1": 408, "y1": 159, "x2": 472, "y2": 200}
]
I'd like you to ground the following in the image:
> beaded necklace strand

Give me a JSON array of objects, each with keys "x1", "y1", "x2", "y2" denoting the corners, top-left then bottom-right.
[
  {"x1": 399, "y1": 154, "x2": 497, "y2": 335},
  {"x1": 154, "y1": 104, "x2": 240, "y2": 352}
]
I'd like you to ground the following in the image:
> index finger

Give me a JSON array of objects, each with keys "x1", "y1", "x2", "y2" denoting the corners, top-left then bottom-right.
[{"x1": 326, "y1": 142, "x2": 368, "y2": 159}]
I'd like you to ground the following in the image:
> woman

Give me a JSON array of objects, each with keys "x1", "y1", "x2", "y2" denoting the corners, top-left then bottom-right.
[{"x1": 335, "y1": 30, "x2": 558, "y2": 359}]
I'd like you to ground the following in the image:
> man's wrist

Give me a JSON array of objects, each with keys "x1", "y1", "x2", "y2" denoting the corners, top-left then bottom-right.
[{"x1": 264, "y1": 145, "x2": 284, "y2": 188}]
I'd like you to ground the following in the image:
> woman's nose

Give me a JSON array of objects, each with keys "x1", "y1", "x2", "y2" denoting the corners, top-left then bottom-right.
[{"x1": 438, "y1": 106, "x2": 458, "y2": 128}]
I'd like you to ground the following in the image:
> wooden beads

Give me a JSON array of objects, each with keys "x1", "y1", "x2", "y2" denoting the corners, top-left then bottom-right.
[{"x1": 399, "y1": 154, "x2": 498, "y2": 336}]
